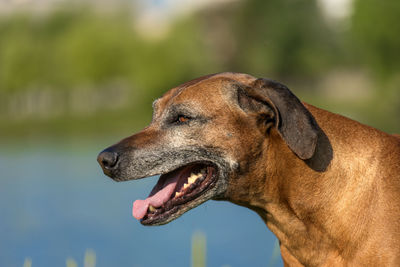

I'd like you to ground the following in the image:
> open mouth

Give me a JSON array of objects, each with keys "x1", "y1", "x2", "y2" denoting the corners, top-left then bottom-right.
[{"x1": 132, "y1": 162, "x2": 218, "y2": 225}]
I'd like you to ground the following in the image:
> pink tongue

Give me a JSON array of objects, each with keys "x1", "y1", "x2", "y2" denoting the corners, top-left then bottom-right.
[{"x1": 132, "y1": 175, "x2": 180, "y2": 220}]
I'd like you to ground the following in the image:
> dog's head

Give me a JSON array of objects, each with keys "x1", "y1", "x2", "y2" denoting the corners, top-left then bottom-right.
[{"x1": 97, "y1": 72, "x2": 319, "y2": 225}]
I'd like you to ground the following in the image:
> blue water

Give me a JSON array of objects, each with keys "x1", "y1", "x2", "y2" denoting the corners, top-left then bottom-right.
[{"x1": 0, "y1": 143, "x2": 282, "y2": 267}]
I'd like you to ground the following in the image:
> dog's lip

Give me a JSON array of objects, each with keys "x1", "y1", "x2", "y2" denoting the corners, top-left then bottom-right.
[
  {"x1": 137, "y1": 161, "x2": 219, "y2": 225},
  {"x1": 117, "y1": 159, "x2": 212, "y2": 182}
]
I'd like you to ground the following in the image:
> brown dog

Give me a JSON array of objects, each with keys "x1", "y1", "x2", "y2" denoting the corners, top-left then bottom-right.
[{"x1": 98, "y1": 72, "x2": 400, "y2": 266}]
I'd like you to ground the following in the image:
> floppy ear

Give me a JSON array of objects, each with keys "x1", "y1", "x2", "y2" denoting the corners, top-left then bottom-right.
[{"x1": 238, "y1": 78, "x2": 319, "y2": 160}]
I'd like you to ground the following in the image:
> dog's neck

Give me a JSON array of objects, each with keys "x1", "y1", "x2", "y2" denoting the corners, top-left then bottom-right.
[
  {"x1": 264, "y1": 131, "x2": 346, "y2": 266},
  {"x1": 227, "y1": 130, "x2": 343, "y2": 265},
  {"x1": 226, "y1": 111, "x2": 399, "y2": 266}
]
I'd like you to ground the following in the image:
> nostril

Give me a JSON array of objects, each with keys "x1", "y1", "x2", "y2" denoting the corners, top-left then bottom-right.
[{"x1": 98, "y1": 151, "x2": 119, "y2": 170}]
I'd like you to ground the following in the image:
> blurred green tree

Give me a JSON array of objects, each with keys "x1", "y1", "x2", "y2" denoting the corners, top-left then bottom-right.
[
  {"x1": 229, "y1": 0, "x2": 338, "y2": 80},
  {"x1": 0, "y1": 8, "x2": 215, "y2": 95},
  {"x1": 0, "y1": 1, "x2": 399, "y2": 141},
  {"x1": 0, "y1": 7, "x2": 217, "y2": 140},
  {"x1": 352, "y1": 0, "x2": 400, "y2": 80},
  {"x1": 351, "y1": 0, "x2": 400, "y2": 126}
]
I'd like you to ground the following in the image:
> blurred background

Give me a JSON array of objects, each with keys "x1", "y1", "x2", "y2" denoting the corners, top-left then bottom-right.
[{"x1": 0, "y1": 0, "x2": 399, "y2": 266}]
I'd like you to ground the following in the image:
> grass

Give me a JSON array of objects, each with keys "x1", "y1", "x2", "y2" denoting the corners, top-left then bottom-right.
[
  {"x1": 192, "y1": 231, "x2": 207, "y2": 267},
  {"x1": 24, "y1": 249, "x2": 96, "y2": 267},
  {"x1": 23, "y1": 232, "x2": 281, "y2": 267}
]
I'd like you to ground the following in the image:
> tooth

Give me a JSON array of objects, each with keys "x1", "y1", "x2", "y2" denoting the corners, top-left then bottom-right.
[
  {"x1": 183, "y1": 183, "x2": 189, "y2": 189},
  {"x1": 149, "y1": 205, "x2": 156, "y2": 212},
  {"x1": 190, "y1": 174, "x2": 201, "y2": 183},
  {"x1": 175, "y1": 192, "x2": 183, "y2": 198}
]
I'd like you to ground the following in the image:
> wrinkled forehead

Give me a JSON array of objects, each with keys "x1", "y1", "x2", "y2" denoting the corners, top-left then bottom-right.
[{"x1": 152, "y1": 72, "x2": 257, "y2": 115}]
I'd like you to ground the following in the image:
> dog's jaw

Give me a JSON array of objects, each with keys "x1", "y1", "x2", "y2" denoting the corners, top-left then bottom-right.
[
  {"x1": 140, "y1": 165, "x2": 230, "y2": 226},
  {"x1": 100, "y1": 142, "x2": 235, "y2": 225}
]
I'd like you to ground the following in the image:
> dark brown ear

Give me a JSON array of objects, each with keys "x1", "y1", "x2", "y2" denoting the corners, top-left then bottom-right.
[{"x1": 239, "y1": 78, "x2": 319, "y2": 160}]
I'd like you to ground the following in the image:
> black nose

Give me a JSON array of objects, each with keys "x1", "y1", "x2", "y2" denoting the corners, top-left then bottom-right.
[{"x1": 97, "y1": 150, "x2": 119, "y2": 170}]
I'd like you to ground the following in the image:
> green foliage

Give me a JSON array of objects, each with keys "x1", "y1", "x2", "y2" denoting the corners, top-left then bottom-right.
[
  {"x1": 0, "y1": 7, "x2": 218, "y2": 139},
  {"x1": 230, "y1": 0, "x2": 337, "y2": 79},
  {"x1": 0, "y1": 1, "x2": 399, "y2": 141},
  {"x1": 351, "y1": 0, "x2": 400, "y2": 79},
  {"x1": 350, "y1": 0, "x2": 400, "y2": 131},
  {"x1": 0, "y1": 8, "x2": 214, "y2": 94},
  {"x1": 0, "y1": 9, "x2": 134, "y2": 91}
]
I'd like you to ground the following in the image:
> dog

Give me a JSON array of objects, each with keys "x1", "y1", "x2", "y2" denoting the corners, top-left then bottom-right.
[{"x1": 98, "y1": 72, "x2": 400, "y2": 266}]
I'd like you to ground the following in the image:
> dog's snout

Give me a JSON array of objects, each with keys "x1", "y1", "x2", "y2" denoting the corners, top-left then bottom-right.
[{"x1": 97, "y1": 149, "x2": 119, "y2": 170}]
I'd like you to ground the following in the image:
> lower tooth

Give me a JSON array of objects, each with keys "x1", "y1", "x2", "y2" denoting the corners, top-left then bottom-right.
[
  {"x1": 149, "y1": 205, "x2": 156, "y2": 212},
  {"x1": 188, "y1": 177, "x2": 196, "y2": 184},
  {"x1": 175, "y1": 192, "x2": 183, "y2": 198}
]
